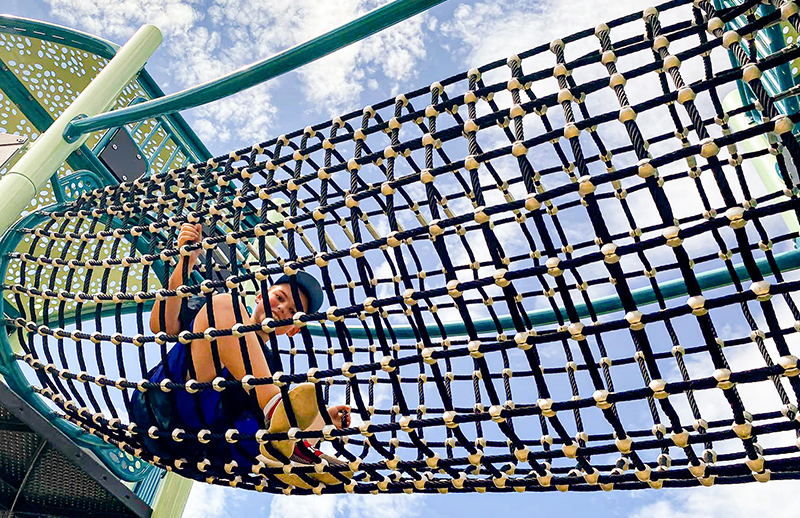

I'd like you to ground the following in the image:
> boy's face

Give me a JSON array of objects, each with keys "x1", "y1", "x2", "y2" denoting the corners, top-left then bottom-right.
[{"x1": 254, "y1": 283, "x2": 309, "y2": 337}]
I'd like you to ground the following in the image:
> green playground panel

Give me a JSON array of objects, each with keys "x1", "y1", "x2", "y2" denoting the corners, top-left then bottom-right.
[
  {"x1": 0, "y1": 15, "x2": 212, "y2": 328},
  {"x1": 0, "y1": 15, "x2": 206, "y2": 189}
]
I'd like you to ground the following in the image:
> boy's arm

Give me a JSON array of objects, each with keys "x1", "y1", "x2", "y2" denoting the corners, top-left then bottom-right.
[
  {"x1": 149, "y1": 257, "x2": 194, "y2": 335},
  {"x1": 149, "y1": 223, "x2": 202, "y2": 335}
]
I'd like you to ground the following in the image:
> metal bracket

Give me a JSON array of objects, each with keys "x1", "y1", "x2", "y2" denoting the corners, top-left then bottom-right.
[
  {"x1": 96, "y1": 127, "x2": 148, "y2": 182},
  {"x1": 0, "y1": 133, "x2": 28, "y2": 170}
]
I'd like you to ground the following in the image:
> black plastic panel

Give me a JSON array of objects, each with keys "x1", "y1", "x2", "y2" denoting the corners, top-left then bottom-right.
[{"x1": 97, "y1": 129, "x2": 147, "y2": 183}]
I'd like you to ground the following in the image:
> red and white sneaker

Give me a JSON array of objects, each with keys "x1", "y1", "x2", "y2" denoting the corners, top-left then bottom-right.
[
  {"x1": 258, "y1": 383, "x2": 320, "y2": 462},
  {"x1": 290, "y1": 440, "x2": 352, "y2": 485}
]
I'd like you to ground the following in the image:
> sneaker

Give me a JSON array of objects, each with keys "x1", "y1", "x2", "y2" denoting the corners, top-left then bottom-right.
[
  {"x1": 259, "y1": 383, "x2": 321, "y2": 463},
  {"x1": 290, "y1": 440, "x2": 352, "y2": 485}
]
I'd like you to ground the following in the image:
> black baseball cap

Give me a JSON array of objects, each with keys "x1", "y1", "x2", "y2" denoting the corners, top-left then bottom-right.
[{"x1": 273, "y1": 271, "x2": 324, "y2": 313}]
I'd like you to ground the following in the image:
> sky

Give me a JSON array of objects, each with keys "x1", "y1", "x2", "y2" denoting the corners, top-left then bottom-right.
[{"x1": 3, "y1": 0, "x2": 800, "y2": 516}]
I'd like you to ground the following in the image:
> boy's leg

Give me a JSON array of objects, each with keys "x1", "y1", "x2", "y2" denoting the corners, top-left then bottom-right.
[
  {"x1": 189, "y1": 326, "x2": 280, "y2": 409},
  {"x1": 187, "y1": 294, "x2": 321, "y2": 460},
  {"x1": 190, "y1": 339, "x2": 320, "y2": 440}
]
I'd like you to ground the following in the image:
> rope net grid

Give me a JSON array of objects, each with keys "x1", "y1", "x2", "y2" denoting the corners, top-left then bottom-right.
[{"x1": 3, "y1": 0, "x2": 800, "y2": 494}]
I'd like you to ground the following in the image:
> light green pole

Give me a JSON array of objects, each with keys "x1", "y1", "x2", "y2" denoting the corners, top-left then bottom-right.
[
  {"x1": 723, "y1": 90, "x2": 800, "y2": 234},
  {"x1": 0, "y1": 24, "x2": 162, "y2": 238},
  {"x1": 150, "y1": 472, "x2": 194, "y2": 518}
]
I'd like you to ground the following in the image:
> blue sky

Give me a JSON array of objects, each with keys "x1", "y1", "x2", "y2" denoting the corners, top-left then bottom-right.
[{"x1": 3, "y1": 0, "x2": 800, "y2": 516}]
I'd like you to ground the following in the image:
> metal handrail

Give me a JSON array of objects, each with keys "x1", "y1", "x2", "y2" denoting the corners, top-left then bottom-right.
[{"x1": 62, "y1": 0, "x2": 446, "y2": 141}]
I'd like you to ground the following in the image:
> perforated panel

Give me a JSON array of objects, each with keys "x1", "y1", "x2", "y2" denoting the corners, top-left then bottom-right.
[
  {"x1": 0, "y1": 18, "x2": 199, "y2": 338},
  {"x1": 0, "y1": 24, "x2": 196, "y2": 221},
  {"x1": 4, "y1": 216, "x2": 162, "y2": 329},
  {"x1": 0, "y1": 89, "x2": 65, "y2": 216}
]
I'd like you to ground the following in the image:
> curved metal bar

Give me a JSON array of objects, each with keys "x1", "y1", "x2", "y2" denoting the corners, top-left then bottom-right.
[
  {"x1": 69, "y1": 246, "x2": 800, "y2": 341},
  {"x1": 63, "y1": 0, "x2": 447, "y2": 140},
  {"x1": 310, "y1": 247, "x2": 800, "y2": 340}
]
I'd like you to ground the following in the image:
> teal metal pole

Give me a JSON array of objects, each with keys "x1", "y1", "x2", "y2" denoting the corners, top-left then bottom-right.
[
  {"x1": 319, "y1": 247, "x2": 800, "y2": 339},
  {"x1": 0, "y1": 24, "x2": 162, "y2": 239},
  {"x1": 49, "y1": 246, "x2": 800, "y2": 340},
  {"x1": 0, "y1": 14, "x2": 120, "y2": 58},
  {"x1": 63, "y1": 0, "x2": 445, "y2": 140}
]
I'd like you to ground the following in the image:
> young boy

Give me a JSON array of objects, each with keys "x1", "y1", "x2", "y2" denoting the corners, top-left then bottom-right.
[{"x1": 132, "y1": 223, "x2": 349, "y2": 475}]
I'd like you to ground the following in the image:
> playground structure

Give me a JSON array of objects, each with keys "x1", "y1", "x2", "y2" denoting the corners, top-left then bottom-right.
[
  {"x1": 0, "y1": 14, "x2": 205, "y2": 516},
  {"x1": 1, "y1": 0, "x2": 800, "y2": 502}
]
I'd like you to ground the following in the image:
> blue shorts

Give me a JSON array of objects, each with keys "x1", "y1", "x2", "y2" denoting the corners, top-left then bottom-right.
[{"x1": 131, "y1": 324, "x2": 273, "y2": 468}]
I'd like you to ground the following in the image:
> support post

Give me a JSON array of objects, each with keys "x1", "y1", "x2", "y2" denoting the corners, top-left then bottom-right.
[
  {"x1": 150, "y1": 472, "x2": 193, "y2": 518},
  {"x1": 0, "y1": 24, "x2": 162, "y2": 238}
]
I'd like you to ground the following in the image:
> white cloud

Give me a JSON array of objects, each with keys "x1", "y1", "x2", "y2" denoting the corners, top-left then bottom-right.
[
  {"x1": 44, "y1": 0, "x2": 203, "y2": 40},
  {"x1": 39, "y1": 0, "x2": 428, "y2": 146},
  {"x1": 184, "y1": 482, "x2": 244, "y2": 518},
  {"x1": 39, "y1": 0, "x2": 275, "y2": 145},
  {"x1": 440, "y1": 0, "x2": 652, "y2": 69},
  {"x1": 269, "y1": 494, "x2": 338, "y2": 518},
  {"x1": 338, "y1": 493, "x2": 426, "y2": 518},
  {"x1": 207, "y1": 0, "x2": 427, "y2": 118},
  {"x1": 269, "y1": 492, "x2": 426, "y2": 518},
  {"x1": 629, "y1": 481, "x2": 799, "y2": 518}
]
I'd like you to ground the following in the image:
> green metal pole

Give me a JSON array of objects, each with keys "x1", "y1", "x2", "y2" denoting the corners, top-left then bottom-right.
[
  {"x1": 0, "y1": 24, "x2": 162, "y2": 239},
  {"x1": 63, "y1": 0, "x2": 445, "y2": 140}
]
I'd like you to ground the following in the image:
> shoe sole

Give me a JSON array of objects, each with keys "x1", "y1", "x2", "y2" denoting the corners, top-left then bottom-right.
[
  {"x1": 298, "y1": 450, "x2": 353, "y2": 486},
  {"x1": 309, "y1": 465, "x2": 353, "y2": 485},
  {"x1": 256, "y1": 456, "x2": 315, "y2": 490},
  {"x1": 256, "y1": 451, "x2": 353, "y2": 488},
  {"x1": 313, "y1": 452, "x2": 352, "y2": 485}
]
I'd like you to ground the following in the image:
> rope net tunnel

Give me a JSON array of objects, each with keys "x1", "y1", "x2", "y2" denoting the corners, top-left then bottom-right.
[{"x1": 5, "y1": 0, "x2": 800, "y2": 495}]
